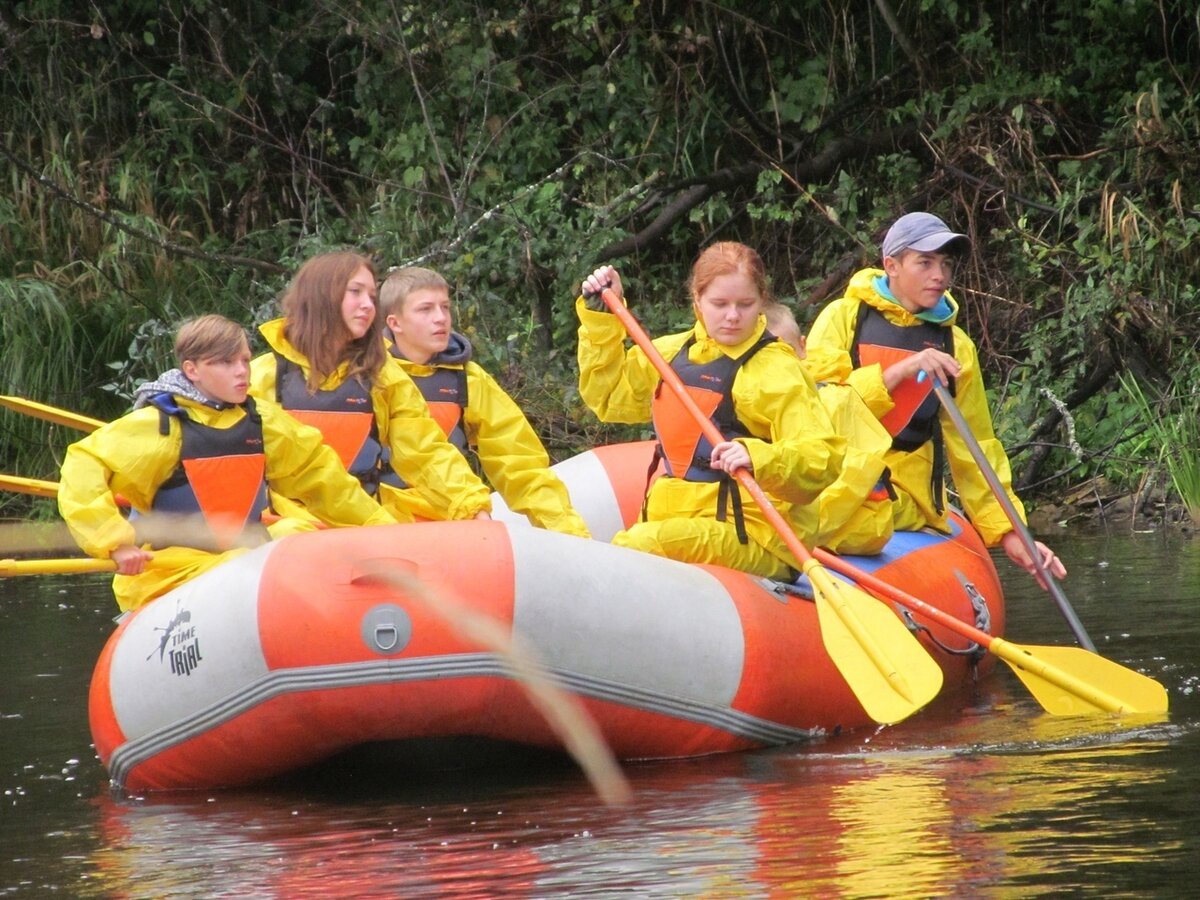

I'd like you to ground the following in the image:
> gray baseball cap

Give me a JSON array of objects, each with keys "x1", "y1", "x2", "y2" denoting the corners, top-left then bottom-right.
[{"x1": 881, "y1": 212, "x2": 971, "y2": 259}]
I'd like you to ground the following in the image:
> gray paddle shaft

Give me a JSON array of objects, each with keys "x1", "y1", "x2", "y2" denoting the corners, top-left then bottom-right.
[{"x1": 927, "y1": 375, "x2": 1097, "y2": 652}]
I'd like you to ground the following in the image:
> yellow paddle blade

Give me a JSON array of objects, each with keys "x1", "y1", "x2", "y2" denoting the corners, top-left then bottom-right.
[
  {"x1": 0, "y1": 395, "x2": 104, "y2": 432},
  {"x1": 0, "y1": 557, "x2": 116, "y2": 576},
  {"x1": 0, "y1": 473, "x2": 60, "y2": 499},
  {"x1": 992, "y1": 638, "x2": 1169, "y2": 715},
  {"x1": 807, "y1": 562, "x2": 944, "y2": 724}
]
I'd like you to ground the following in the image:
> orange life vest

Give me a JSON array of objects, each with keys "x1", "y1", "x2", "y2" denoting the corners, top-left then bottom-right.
[
  {"x1": 850, "y1": 303, "x2": 954, "y2": 512},
  {"x1": 647, "y1": 333, "x2": 774, "y2": 541},
  {"x1": 149, "y1": 396, "x2": 271, "y2": 550},
  {"x1": 274, "y1": 355, "x2": 385, "y2": 493}
]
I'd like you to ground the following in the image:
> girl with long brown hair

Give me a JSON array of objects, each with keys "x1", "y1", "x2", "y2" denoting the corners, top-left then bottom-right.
[{"x1": 249, "y1": 251, "x2": 491, "y2": 523}]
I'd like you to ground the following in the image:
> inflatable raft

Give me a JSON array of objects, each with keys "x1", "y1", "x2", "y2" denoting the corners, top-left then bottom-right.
[{"x1": 90, "y1": 443, "x2": 1005, "y2": 792}]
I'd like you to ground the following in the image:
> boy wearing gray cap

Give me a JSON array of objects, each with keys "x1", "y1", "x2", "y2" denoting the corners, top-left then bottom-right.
[{"x1": 804, "y1": 212, "x2": 1065, "y2": 585}]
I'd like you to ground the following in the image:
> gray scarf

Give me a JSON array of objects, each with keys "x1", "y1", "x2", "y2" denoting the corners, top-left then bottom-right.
[{"x1": 132, "y1": 368, "x2": 230, "y2": 410}]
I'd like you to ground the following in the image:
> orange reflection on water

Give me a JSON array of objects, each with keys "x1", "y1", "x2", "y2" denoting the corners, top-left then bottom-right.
[{"x1": 83, "y1": 711, "x2": 1177, "y2": 897}]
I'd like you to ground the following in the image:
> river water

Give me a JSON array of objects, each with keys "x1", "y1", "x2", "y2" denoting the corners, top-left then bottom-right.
[{"x1": 2, "y1": 531, "x2": 1197, "y2": 897}]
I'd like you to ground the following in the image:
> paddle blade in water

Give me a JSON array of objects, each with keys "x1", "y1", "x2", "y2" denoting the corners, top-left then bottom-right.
[
  {"x1": 809, "y1": 564, "x2": 944, "y2": 724},
  {"x1": 992, "y1": 639, "x2": 1169, "y2": 715}
]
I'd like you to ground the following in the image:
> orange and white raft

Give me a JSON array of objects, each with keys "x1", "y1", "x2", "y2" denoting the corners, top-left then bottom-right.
[{"x1": 90, "y1": 441, "x2": 1005, "y2": 792}]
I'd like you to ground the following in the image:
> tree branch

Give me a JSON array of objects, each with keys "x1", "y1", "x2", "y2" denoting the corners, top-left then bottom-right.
[
  {"x1": 872, "y1": 0, "x2": 922, "y2": 71},
  {"x1": 1012, "y1": 354, "x2": 1116, "y2": 491},
  {"x1": 593, "y1": 125, "x2": 920, "y2": 262},
  {"x1": 0, "y1": 143, "x2": 286, "y2": 275}
]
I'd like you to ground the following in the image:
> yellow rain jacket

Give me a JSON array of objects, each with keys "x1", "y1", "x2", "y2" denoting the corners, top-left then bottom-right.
[
  {"x1": 390, "y1": 338, "x2": 591, "y2": 538},
  {"x1": 814, "y1": 382, "x2": 895, "y2": 555},
  {"x1": 577, "y1": 298, "x2": 844, "y2": 575},
  {"x1": 58, "y1": 397, "x2": 395, "y2": 611},
  {"x1": 250, "y1": 320, "x2": 492, "y2": 523},
  {"x1": 805, "y1": 268, "x2": 1025, "y2": 545}
]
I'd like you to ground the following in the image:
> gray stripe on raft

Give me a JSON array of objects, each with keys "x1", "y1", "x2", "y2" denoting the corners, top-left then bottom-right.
[{"x1": 105, "y1": 652, "x2": 817, "y2": 790}]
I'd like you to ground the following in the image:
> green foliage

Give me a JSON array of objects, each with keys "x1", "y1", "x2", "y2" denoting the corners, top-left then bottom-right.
[
  {"x1": 1120, "y1": 375, "x2": 1200, "y2": 525},
  {"x1": 1, "y1": 0, "x2": 1199, "y2": 509}
]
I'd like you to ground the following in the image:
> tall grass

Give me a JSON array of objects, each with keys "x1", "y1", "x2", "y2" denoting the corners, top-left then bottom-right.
[
  {"x1": 0, "y1": 277, "x2": 84, "y2": 480},
  {"x1": 1120, "y1": 375, "x2": 1200, "y2": 526}
]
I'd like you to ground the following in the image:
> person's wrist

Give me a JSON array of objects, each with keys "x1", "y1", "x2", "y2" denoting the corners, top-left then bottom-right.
[{"x1": 582, "y1": 283, "x2": 613, "y2": 312}]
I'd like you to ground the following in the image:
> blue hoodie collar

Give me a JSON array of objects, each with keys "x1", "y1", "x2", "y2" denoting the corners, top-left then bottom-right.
[{"x1": 873, "y1": 274, "x2": 954, "y2": 324}]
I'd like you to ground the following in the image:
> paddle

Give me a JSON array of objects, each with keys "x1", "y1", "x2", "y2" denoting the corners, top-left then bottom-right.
[
  {"x1": 0, "y1": 395, "x2": 104, "y2": 432},
  {"x1": 812, "y1": 547, "x2": 1168, "y2": 714},
  {"x1": 0, "y1": 473, "x2": 60, "y2": 499},
  {"x1": 922, "y1": 374, "x2": 1097, "y2": 652},
  {"x1": 1, "y1": 557, "x2": 117, "y2": 576},
  {"x1": 591, "y1": 286, "x2": 943, "y2": 725}
]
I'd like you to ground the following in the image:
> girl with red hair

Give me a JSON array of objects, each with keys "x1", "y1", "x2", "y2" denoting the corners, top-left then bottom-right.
[{"x1": 576, "y1": 242, "x2": 844, "y2": 578}]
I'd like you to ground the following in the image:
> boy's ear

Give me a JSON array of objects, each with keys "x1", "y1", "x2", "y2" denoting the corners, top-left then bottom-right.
[{"x1": 180, "y1": 359, "x2": 199, "y2": 380}]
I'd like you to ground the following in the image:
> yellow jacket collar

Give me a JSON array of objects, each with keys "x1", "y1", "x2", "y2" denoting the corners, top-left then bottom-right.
[
  {"x1": 690, "y1": 313, "x2": 770, "y2": 357},
  {"x1": 845, "y1": 268, "x2": 961, "y2": 327},
  {"x1": 258, "y1": 318, "x2": 355, "y2": 386}
]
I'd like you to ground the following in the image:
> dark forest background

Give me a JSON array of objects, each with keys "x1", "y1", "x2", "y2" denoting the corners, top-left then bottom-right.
[{"x1": 2, "y1": 1, "x2": 1198, "y2": 518}]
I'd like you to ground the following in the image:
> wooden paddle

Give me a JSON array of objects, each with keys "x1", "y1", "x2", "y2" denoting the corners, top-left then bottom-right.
[
  {"x1": 0, "y1": 395, "x2": 104, "y2": 432},
  {"x1": 812, "y1": 547, "x2": 1168, "y2": 714},
  {"x1": 592, "y1": 286, "x2": 943, "y2": 725},
  {"x1": 923, "y1": 374, "x2": 1097, "y2": 651}
]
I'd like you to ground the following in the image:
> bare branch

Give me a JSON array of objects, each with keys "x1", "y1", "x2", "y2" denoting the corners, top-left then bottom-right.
[
  {"x1": 872, "y1": 0, "x2": 922, "y2": 71},
  {"x1": 594, "y1": 126, "x2": 920, "y2": 262},
  {"x1": 0, "y1": 143, "x2": 285, "y2": 275}
]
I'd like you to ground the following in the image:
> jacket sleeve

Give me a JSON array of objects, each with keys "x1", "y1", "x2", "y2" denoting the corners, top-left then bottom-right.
[
  {"x1": 57, "y1": 410, "x2": 179, "y2": 558},
  {"x1": 735, "y1": 345, "x2": 846, "y2": 506},
  {"x1": 942, "y1": 330, "x2": 1026, "y2": 545},
  {"x1": 805, "y1": 299, "x2": 895, "y2": 418},
  {"x1": 467, "y1": 365, "x2": 591, "y2": 538},
  {"x1": 576, "y1": 297, "x2": 675, "y2": 424},
  {"x1": 260, "y1": 403, "x2": 396, "y2": 527},
  {"x1": 376, "y1": 362, "x2": 492, "y2": 520},
  {"x1": 248, "y1": 352, "x2": 276, "y2": 401},
  {"x1": 814, "y1": 384, "x2": 895, "y2": 554}
]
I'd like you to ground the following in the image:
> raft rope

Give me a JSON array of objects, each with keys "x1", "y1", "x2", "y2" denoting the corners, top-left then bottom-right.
[
  {"x1": 766, "y1": 568, "x2": 992, "y2": 665},
  {"x1": 893, "y1": 571, "x2": 991, "y2": 660}
]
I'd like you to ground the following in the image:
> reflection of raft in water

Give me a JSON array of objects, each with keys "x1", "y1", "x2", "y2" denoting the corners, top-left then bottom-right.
[{"x1": 89, "y1": 441, "x2": 1006, "y2": 792}]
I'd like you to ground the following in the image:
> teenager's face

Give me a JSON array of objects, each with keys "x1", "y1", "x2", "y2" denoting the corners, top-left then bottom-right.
[
  {"x1": 694, "y1": 272, "x2": 764, "y2": 346},
  {"x1": 386, "y1": 287, "x2": 453, "y2": 364},
  {"x1": 883, "y1": 250, "x2": 955, "y2": 313},
  {"x1": 340, "y1": 265, "x2": 378, "y2": 340},
  {"x1": 182, "y1": 342, "x2": 252, "y2": 405}
]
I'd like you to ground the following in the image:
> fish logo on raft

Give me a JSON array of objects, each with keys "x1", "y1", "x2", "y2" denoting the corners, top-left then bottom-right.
[{"x1": 145, "y1": 601, "x2": 204, "y2": 677}]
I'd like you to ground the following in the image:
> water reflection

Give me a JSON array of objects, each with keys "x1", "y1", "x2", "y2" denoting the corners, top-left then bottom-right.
[
  {"x1": 4, "y1": 532, "x2": 1200, "y2": 896},
  {"x1": 76, "y1": 717, "x2": 1182, "y2": 898}
]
